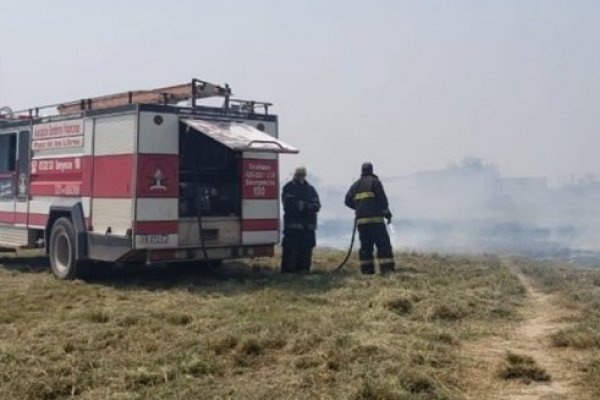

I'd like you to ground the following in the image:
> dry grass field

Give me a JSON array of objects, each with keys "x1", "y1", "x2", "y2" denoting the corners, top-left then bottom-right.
[
  {"x1": 520, "y1": 260, "x2": 600, "y2": 398},
  {"x1": 1, "y1": 249, "x2": 595, "y2": 399}
]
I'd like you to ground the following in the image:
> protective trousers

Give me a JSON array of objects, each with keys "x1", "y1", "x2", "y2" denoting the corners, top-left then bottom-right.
[
  {"x1": 281, "y1": 246, "x2": 313, "y2": 273},
  {"x1": 357, "y1": 222, "x2": 395, "y2": 274},
  {"x1": 281, "y1": 228, "x2": 315, "y2": 273}
]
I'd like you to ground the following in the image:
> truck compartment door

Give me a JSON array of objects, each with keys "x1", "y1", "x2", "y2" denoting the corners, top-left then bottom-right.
[
  {"x1": 180, "y1": 119, "x2": 298, "y2": 247},
  {"x1": 179, "y1": 119, "x2": 298, "y2": 154}
]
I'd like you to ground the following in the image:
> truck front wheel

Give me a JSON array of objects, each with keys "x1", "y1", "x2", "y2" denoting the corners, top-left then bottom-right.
[{"x1": 49, "y1": 217, "x2": 86, "y2": 280}]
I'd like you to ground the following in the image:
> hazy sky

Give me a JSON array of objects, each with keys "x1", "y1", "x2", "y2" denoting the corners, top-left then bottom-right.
[{"x1": 1, "y1": 0, "x2": 599, "y2": 185}]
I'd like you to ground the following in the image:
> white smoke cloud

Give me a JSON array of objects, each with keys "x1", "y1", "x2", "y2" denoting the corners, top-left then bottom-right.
[{"x1": 314, "y1": 157, "x2": 600, "y2": 261}]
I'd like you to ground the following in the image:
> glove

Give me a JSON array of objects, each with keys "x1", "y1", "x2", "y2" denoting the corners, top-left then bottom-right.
[{"x1": 383, "y1": 209, "x2": 392, "y2": 224}]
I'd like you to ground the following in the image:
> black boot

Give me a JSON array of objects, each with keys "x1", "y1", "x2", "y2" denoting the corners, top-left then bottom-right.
[
  {"x1": 361, "y1": 263, "x2": 375, "y2": 275},
  {"x1": 380, "y1": 263, "x2": 396, "y2": 275}
]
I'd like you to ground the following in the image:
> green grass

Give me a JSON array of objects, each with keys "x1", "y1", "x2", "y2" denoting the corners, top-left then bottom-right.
[{"x1": 0, "y1": 250, "x2": 526, "y2": 400}]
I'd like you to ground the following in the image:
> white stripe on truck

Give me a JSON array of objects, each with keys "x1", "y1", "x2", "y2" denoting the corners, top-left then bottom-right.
[
  {"x1": 92, "y1": 198, "x2": 132, "y2": 235},
  {"x1": 136, "y1": 198, "x2": 179, "y2": 221},
  {"x1": 242, "y1": 231, "x2": 279, "y2": 245},
  {"x1": 242, "y1": 199, "x2": 279, "y2": 219},
  {"x1": 29, "y1": 197, "x2": 91, "y2": 217}
]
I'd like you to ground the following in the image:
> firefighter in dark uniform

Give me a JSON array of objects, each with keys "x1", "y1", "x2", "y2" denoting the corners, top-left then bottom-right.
[
  {"x1": 345, "y1": 162, "x2": 395, "y2": 274},
  {"x1": 281, "y1": 167, "x2": 321, "y2": 273}
]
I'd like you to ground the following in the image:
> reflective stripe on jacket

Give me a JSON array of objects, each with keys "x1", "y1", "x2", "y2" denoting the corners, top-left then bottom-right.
[
  {"x1": 356, "y1": 216, "x2": 385, "y2": 225},
  {"x1": 354, "y1": 191, "x2": 376, "y2": 200},
  {"x1": 344, "y1": 174, "x2": 390, "y2": 223}
]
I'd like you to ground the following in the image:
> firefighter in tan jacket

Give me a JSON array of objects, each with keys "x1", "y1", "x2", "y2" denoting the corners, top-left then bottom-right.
[{"x1": 345, "y1": 162, "x2": 395, "y2": 274}]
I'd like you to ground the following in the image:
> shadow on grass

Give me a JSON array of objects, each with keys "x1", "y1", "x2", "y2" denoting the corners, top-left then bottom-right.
[
  {"x1": 0, "y1": 251, "x2": 350, "y2": 294},
  {"x1": 0, "y1": 254, "x2": 49, "y2": 273},
  {"x1": 91, "y1": 261, "x2": 350, "y2": 294}
]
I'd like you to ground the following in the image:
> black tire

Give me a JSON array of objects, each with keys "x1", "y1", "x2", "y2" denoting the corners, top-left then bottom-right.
[{"x1": 49, "y1": 217, "x2": 86, "y2": 280}]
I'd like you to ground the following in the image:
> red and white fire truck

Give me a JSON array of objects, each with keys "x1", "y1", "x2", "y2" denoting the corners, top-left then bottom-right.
[{"x1": 0, "y1": 79, "x2": 297, "y2": 279}]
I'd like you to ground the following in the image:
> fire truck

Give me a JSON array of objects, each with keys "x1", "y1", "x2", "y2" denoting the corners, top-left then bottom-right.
[{"x1": 0, "y1": 79, "x2": 298, "y2": 279}]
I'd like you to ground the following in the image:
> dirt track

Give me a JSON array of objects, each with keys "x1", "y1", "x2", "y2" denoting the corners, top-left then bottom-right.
[{"x1": 465, "y1": 273, "x2": 588, "y2": 400}]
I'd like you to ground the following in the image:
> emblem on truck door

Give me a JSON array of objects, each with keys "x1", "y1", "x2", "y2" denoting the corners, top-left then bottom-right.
[
  {"x1": 137, "y1": 155, "x2": 178, "y2": 198},
  {"x1": 150, "y1": 168, "x2": 167, "y2": 191}
]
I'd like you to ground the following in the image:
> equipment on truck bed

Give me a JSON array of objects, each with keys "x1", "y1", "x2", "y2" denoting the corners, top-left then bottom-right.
[{"x1": 0, "y1": 79, "x2": 298, "y2": 279}]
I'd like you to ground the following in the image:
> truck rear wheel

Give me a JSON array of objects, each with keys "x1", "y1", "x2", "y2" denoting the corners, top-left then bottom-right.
[{"x1": 49, "y1": 217, "x2": 86, "y2": 280}]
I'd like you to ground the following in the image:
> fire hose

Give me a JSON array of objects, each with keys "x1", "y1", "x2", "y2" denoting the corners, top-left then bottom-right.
[
  {"x1": 333, "y1": 218, "x2": 393, "y2": 272},
  {"x1": 333, "y1": 219, "x2": 358, "y2": 272}
]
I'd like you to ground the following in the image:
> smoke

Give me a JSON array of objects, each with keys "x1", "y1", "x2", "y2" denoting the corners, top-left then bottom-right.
[{"x1": 313, "y1": 157, "x2": 600, "y2": 262}]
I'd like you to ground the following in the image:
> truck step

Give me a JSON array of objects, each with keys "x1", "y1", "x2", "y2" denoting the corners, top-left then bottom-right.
[{"x1": 0, "y1": 225, "x2": 30, "y2": 248}]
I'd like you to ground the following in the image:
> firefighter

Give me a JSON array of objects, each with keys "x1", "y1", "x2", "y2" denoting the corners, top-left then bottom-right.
[
  {"x1": 345, "y1": 162, "x2": 395, "y2": 274},
  {"x1": 281, "y1": 167, "x2": 321, "y2": 273}
]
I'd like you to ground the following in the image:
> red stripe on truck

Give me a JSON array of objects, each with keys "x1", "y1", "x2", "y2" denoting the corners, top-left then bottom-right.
[
  {"x1": 30, "y1": 182, "x2": 83, "y2": 197},
  {"x1": 15, "y1": 213, "x2": 27, "y2": 225},
  {"x1": 30, "y1": 157, "x2": 84, "y2": 197},
  {"x1": 30, "y1": 155, "x2": 132, "y2": 198},
  {"x1": 0, "y1": 212, "x2": 48, "y2": 227},
  {"x1": 0, "y1": 211, "x2": 15, "y2": 224},
  {"x1": 27, "y1": 213, "x2": 49, "y2": 227},
  {"x1": 91, "y1": 154, "x2": 134, "y2": 198},
  {"x1": 81, "y1": 156, "x2": 92, "y2": 196},
  {"x1": 135, "y1": 221, "x2": 179, "y2": 234},
  {"x1": 29, "y1": 153, "x2": 180, "y2": 200},
  {"x1": 241, "y1": 219, "x2": 279, "y2": 231}
]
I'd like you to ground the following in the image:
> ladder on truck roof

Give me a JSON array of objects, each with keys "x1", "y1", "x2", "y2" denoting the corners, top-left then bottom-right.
[
  {"x1": 57, "y1": 79, "x2": 231, "y2": 115},
  {"x1": 1, "y1": 78, "x2": 275, "y2": 122}
]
